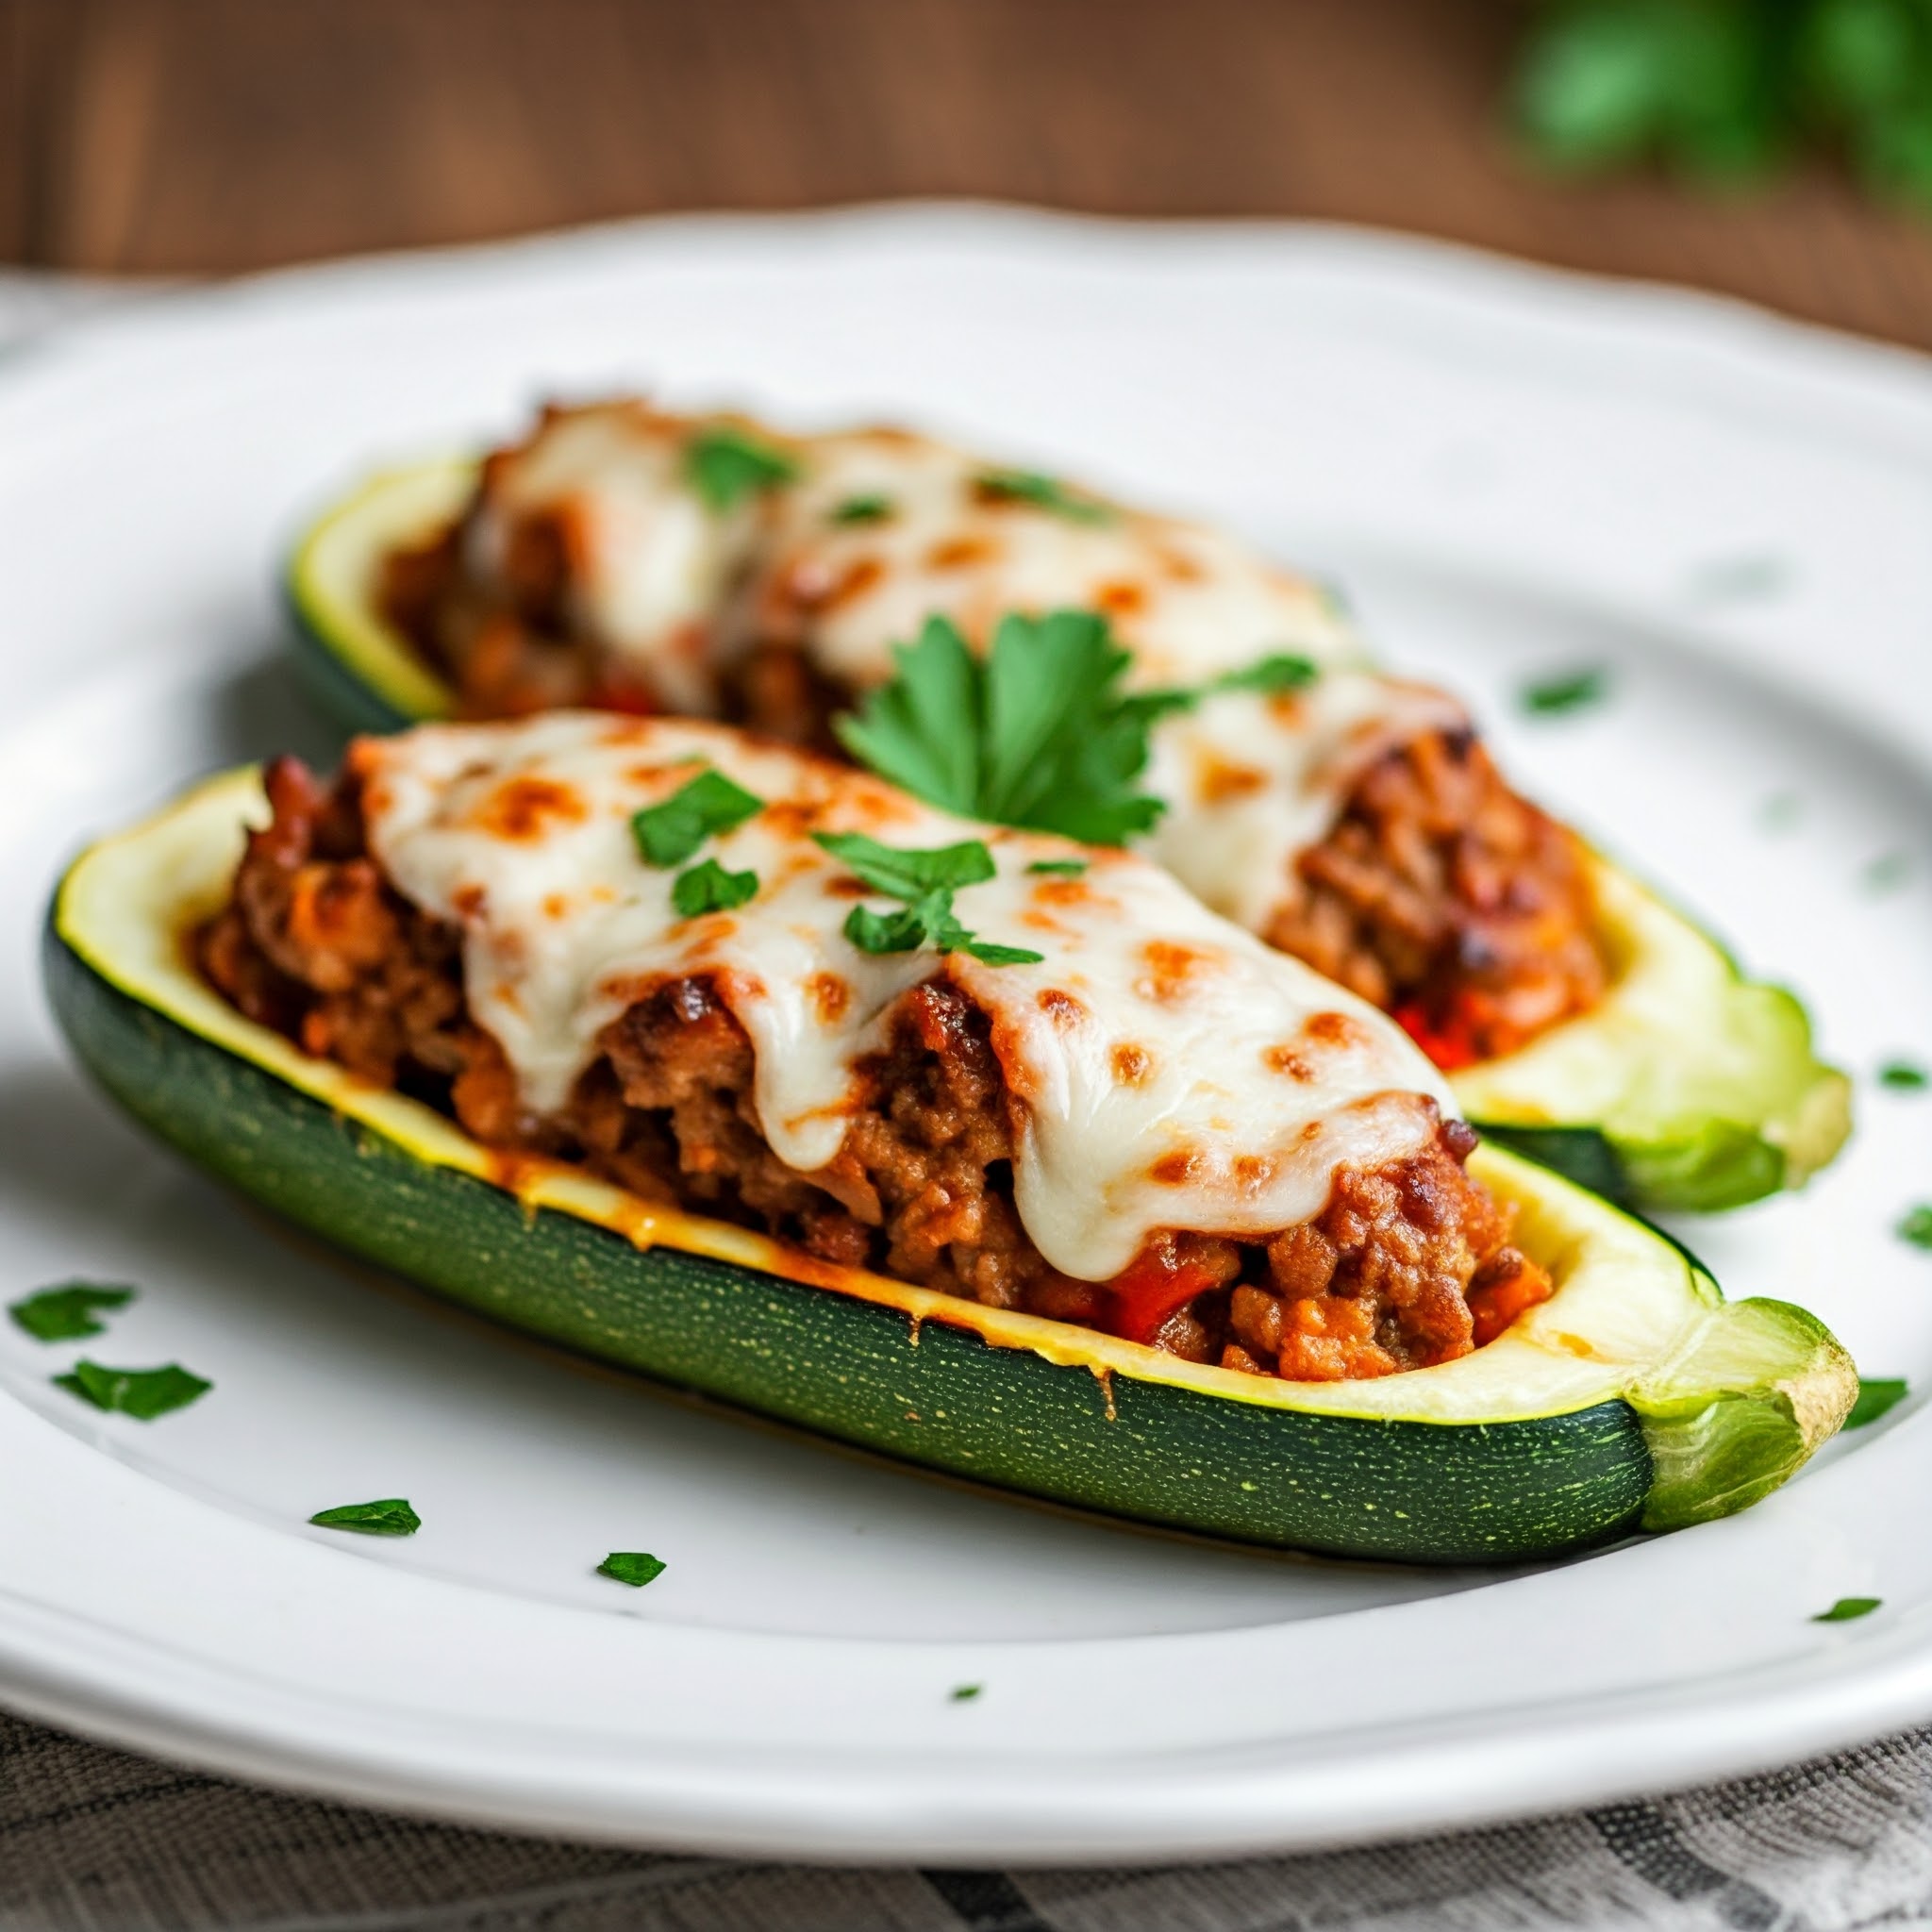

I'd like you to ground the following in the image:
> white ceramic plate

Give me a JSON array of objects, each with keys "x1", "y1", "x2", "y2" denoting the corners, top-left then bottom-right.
[{"x1": 2, "y1": 208, "x2": 1930, "y2": 1863}]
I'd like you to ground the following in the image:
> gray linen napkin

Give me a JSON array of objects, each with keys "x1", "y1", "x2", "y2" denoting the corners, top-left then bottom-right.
[
  {"x1": 3, "y1": 267, "x2": 1924, "y2": 1932},
  {"x1": 7, "y1": 1707, "x2": 1932, "y2": 1931}
]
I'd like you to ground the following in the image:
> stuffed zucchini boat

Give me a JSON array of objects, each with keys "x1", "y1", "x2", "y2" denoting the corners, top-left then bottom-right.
[
  {"x1": 286, "y1": 409, "x2": 1848, "y2": 1213},
  {"x1": 46, "y1": 719, "x2": 1855, "y2": 1561}
]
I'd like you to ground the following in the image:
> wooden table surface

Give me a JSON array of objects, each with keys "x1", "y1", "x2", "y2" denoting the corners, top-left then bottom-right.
[{"x1": 3, "y1": 0, "x2": 1930, "y2": 349}]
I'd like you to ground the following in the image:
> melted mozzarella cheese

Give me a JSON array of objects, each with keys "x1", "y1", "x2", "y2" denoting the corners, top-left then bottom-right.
[
  {"x1": 461, "y1": 405, "x2": 1469, "y2": 932},
  {"x1": 359, "y1": 713, "x2": 1456, "y2": 1279}
]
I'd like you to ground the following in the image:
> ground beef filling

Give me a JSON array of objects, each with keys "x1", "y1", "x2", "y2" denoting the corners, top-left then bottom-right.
[
  {"x1": 381, "y1": 534, "x2": 1606, "y2": 1066},
  {"x1": 198, "y1": 757, "x2": 1554, "y2": 1383}
]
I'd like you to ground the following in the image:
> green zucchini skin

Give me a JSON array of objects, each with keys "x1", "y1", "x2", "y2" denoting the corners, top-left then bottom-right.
[
  {"x1": 286, "y1": 582, "x2": 416, "y2": 740},
  {"x1": 44, "y1": 917, "x2": 1653, "y2": 1564}
]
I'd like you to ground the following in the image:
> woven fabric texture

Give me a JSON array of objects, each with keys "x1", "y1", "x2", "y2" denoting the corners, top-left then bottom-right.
[{"x1": 7, "y1": 1708, "x2": 1932, "y2": 1931}]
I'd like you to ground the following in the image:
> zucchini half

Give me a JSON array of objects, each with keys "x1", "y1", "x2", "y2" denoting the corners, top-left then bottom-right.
[
  {"x1": 285, "y1": 459, "x2": 1851, "y2": 1216},
  {"x1": 44, "y1": 769, "x2": 1857, "y2": 1563}
]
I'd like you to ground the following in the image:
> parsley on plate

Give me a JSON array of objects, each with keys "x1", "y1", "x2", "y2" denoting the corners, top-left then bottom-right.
[
  {"x1": 1520, "y1": 666, "x2": 1609, "y2": 716},
  {"x1": 1846, "y1": 1378, "x2": 1908, "y2": 1429},
  {"x1": 8, "y1": 1281, "x2": 134, "y2": 1342},
  {"x1": 599, "y1": 1551, "x2": 667, "y2": 1588},
  {"x1": 310, "y1": 1498, "x2": 422, "y2": 1537},
  {"x1": 56, "y1": 1358, "x2": 209, "y2": 1420},
  {"x1": 1813, "y1": 1596, "x2": 1881, "y2": 1623},
  {"x1": 632, "y1": 768, "x2": 765, "y2": 868}
]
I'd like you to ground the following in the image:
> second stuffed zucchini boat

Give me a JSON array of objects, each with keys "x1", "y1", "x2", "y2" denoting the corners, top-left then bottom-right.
[
  {"x1": 45, "y1": 717, "x2": 1856, "y2": 1561},
  {"x1": 284, "y1": 408, "x2": 1850, "y2": 1212}
]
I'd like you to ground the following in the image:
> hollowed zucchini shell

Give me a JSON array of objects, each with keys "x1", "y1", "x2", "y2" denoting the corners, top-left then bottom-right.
[
  {"x1": 285, "y1": 458, "x2": 1851, "y2": 1216},
  {"x1": 44, "y1": 770, "x2": 1857, "y2": 1563}
]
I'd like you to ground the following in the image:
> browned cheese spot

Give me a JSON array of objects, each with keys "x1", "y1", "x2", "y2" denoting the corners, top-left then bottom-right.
[
  {"x1": 1305, "y1": 1009, "x2": 1369, "y2": 1049},
  {"x1": 1135, "y1": 940, "x2": 1217, "y2": 1006},
  {"x1": 1232, "y1": 1154, "x2": 1277, "y2": 1192},
  {"x1": 1149, "y1": 1148, "x2": 1204, "y2": 1186},
  {"x1": 1199, "y1": 757, "x2": 1269, "y2": 804},
  {"x1": 1094, "y1": 579, "x2": 1147, "y2": 616},
  {"x1": 1111, "y1": 1041, "x2": 1154, "y2": 1086},
  {"x1": 1036, "y1": 988, "x2": 1088, "y2": 1032},
  {"x1": 925, "y1": 535, "x2": 996, "y2": 571},
  {"x1": 468, "y1": 775, "x2": 590, "y2": 842},
  {"x1": 811, "y1": 972, "x2": 852, "y2": 1024},
  {"x1": 541, "y1": 891, "x2": 570, "y2": 921},
  {"x1": 1262, "y1": 1044, "x2": 1316, "y2": 1081}
]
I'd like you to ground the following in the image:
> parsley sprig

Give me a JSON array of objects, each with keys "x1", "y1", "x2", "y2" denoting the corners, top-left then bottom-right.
[
  {"x1": 833, "y1": 610, "x2": 1318, "y2": 845},
  {"x1": 811, "y1": 831, "x2": 1043, "y2": 966},
  {"x1": 633, "y1": 768, "x2": 764, "y2": 867},
  {"x1": 685, "y1": 425, "x2": 800, "y2": 512}
]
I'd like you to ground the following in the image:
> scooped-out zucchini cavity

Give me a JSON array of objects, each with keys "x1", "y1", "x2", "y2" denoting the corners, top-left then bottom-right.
[{"x1": 45, "y1": 768, "x2": 1858, "y2": 1562}]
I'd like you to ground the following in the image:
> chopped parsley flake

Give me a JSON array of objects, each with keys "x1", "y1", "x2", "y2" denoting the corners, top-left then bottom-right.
[
  {"x1": 56, "y1": 1359, "x2": 209, "y2": 1421},
  {"x1": 950, "y1": 1683, "x2": 983, "y2": 1702},
  {"x1": 1899, "y1": 1206, "x2": 1932, "y2": 1251},
  {"x1": 1814, "y1": 1596, "x2": 1881, "y2": 1623},
  {"x1": 598, "y1": 1551, "x2": 667, "y2": 1588},
  {"x1": 830, "y1": 492, "x2": 892, "y2": 525},
  {"x1": 1027, "y1": 858, "x2": 1089, "y2": 877},
  {"x1": 309, "y1": 1498, "x2": 422, "y2": 1536},
  {"x1": 673, "y1": 858, "x2": 758, "y2": 918},
  {"x1": 684, "y1": 425, "x2": 799, "y2": 511},
  {"x1": 1879, "y1": 1060, "x2": 1928, "y2": 1091},
  {"x1": 8, "y1": 1281, "x2": 134, "y2": 1342},
  {"x1": 1213, "y1": 653, "x2": 1320, "y2": 696},
  {"x1": 1520, "y1": 667, "x2": 1609, "y2": 716},
  {"x1": 1847, "y1": 1378, "x2": 1908, "y2": 1429},
  {"x1": 974, "y1": 468, "x2": 1111, "y2": 524},
  {"x1": 813, "y1": 830, "x2": 1042, "y2": 967},
  {"x1": 632, "y1": 768, "x2": 765, "y2": 868}
]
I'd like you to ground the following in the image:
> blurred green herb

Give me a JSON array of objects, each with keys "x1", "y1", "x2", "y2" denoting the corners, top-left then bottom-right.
[
  {"x1": 685, "y1": 425, "x2": 799, "y2": 511},
  {"x1": 1520, "y1": 666, "x2": 1610, "y2": 716},
  {"x1": 8, "y1": 1281, "x2": 134, "y2": 1342},
  {"x1": 1513, "y1": 0, "x2": 1932, "y2": 212},
  {"x1": 1879, "y1": 1058, "x2": 1929, "y2": 1091},
  {"x1": 1814, "y1": 1595, "x2": 1882, "y2": 1621},
  {"x1": 830, "y1": 493, "x2": 892, "y2": 525},
  {"x1": 1899, "y1": 1204, "x2": 1932, "y2": 1249},
  {"x1": 1846, "y1": 1376, "x2": 1908, "y2": 1426},
  {"x1": 974, "y1": 469, "x2": 1111, "y2": 524}
]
